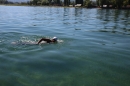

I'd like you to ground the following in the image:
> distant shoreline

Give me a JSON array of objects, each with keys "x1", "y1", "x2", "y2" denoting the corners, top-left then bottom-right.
[{"x1": 0, "y1": 4, "x2": 130, "y2": 10}]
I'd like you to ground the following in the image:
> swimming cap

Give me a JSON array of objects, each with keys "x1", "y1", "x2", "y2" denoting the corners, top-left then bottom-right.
[{"x1": 52, "y1": 37, "x2": 58, "y2": 40}]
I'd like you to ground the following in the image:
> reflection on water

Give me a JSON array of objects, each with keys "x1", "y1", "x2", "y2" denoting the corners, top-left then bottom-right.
[
  {"x1": 0, "y1": 6, "x2": 130, "y2": 86},
  {"x1": 96, "y1": 9, "x2": 130, "y2": 35}
]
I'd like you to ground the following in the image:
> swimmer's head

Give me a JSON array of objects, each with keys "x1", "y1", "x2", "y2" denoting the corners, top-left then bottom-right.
[
  {"x1": 52, "y1": 37, "x2": 58, "y2": 40},
  {"x1": 52, "y1": 37, "x2": 58, "y2": 41}
]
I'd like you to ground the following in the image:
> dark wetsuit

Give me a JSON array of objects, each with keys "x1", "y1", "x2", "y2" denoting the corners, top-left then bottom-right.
[{"x1": 37, "y1": 38, "x2": 57, "y2": 44}]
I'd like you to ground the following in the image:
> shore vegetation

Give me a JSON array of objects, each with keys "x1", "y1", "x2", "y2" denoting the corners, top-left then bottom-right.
[
  {"x1": 0, "y1": 0, "x2": 130, "y2": 9},
  {"x1": 96, "y1": 0, "x2": 130, "y2": 9}
]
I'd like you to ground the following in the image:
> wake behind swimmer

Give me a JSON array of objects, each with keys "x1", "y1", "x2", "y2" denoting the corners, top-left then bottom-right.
[{"x1": 11, "y1": 37, "x2": 61, "y2": 45}]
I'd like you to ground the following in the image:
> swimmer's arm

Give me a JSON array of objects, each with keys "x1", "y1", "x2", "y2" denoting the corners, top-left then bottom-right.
[
  {"x1": 37, "y1": 38, "x2": 44, "y2": 44},
  {"x1": 37, "y1": 38, "x2": 51, "y2": 44}
]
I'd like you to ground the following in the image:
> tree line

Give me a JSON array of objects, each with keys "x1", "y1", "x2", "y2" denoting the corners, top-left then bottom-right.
[
  {"x1": 96, "y1": 0, "x2": 130, "y2": 9},
  {"x1": 0, "y1": 0, "x2": 8, "y2": 4},
  {"x1": 28, "y1": 0, "x2": 62, "y2": 5},
  {"x1": 0, "y1": 0, "x2": 130, "y2": 9},
  {"x1": 30, "y1": 0, "x2": 93, "y2": 6},
  {"x1": 28, "y1": 0, "x2": 130, "y2": 9}
]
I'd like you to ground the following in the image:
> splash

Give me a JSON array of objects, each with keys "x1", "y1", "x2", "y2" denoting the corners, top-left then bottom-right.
[
  {"x1": 11, "y1": 40, "x2": 37, "y2": 45},
  {"x1": 57, "y1": 40, "x2": 64, "y2": 43},
  {"x1": 11, "y1": 36, "x2": 64, "y2": 45},
  {"x1": 11, "y1": 36, "x2": 38, "y2": 45}
]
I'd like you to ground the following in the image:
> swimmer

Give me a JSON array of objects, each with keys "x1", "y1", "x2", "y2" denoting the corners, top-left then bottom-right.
[{"x1": 37, "y1": 37, "x2": 58, "y2": 44}]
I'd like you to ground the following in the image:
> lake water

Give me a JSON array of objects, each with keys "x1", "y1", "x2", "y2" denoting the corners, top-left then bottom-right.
[{"x1": 0, "y1": 6, "x2": 130, "y2": 86}]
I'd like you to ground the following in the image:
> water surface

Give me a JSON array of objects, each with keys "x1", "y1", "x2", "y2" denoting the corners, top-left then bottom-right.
[{"x1": 0, "y1": 6, "x2": 130, "y2": 86}]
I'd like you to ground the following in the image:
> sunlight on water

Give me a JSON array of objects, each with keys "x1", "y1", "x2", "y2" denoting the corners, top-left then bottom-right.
[{"x1": 0, "y1": 6, "x2": 130, "y2": 86}]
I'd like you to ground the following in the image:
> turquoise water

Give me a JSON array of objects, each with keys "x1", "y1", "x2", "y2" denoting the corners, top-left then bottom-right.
[{"x1": 0, "y1": 6, "x2": 130, "y2": 86}]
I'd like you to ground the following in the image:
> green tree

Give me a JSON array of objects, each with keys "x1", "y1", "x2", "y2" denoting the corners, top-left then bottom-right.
[
  {"x1": 96, "y1": 0, "x2": 130, "y2": 8},
  {"x1": 0, "y1": 0, "x2": 7, "y2": 4},
  {"x1": 32, "y1": 0, "x2": 49, "y2": 5},
  {"x1": 64, "y1": 0, "x2": 70, "y2": 6},
  {"x1": 84, "y1": 0, "x2": 92, "y2": 7},
  {"x1": 53, "y1": 0, "x2": 61, "y2": 5},
  {"x1": 32, "y1": 0, "x2": 62, "y2": 5},
  {"x1": 96, "y1": 0, "x2": 106, "y2": 8},
  {"x1": 116, "y1": 0, "x2": 124, "y2": 8},
  {"x1": 40, "y1": 0, "x2": 49, "y2": 5},
  {"x1": 123, "y1": 0, "x2": 129, "y2": 6},
  {"x1": 32, "y1": 0, "x2": 39, "y2": 5}
]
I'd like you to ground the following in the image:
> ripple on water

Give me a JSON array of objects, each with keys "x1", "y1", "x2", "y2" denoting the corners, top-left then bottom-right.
[{"x1": 0, "y1": 6, "x2": 130, "y2": 86}]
